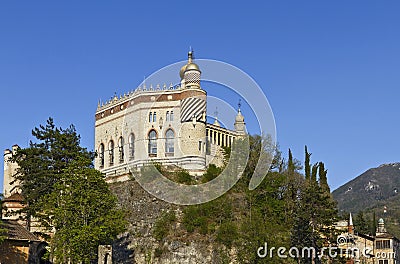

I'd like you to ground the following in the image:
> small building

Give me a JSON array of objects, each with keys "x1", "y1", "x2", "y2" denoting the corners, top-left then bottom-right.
[
  {"x1": 336, "y1": 213, "x2": 375, "y2": 264},
  {"x1": 0, "y1": 219, "x2": 49, "y2": 264},
  {"x1": 336, "y1": 215, "x2": 400, "y2": 264},
  {"x1": 374, "y1": 218, "x2": 400, "y2": 264}
]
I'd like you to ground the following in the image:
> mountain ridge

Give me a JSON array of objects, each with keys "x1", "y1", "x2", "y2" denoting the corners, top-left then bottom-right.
[{"x1": 332, "y1": 162, "x2": 400, "y2": 213}]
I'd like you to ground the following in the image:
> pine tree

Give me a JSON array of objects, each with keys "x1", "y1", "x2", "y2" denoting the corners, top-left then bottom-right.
[
  {"x1": 11, "y1": 118, "x2": 126, "y2": 262},
  {"x1": 11, "y1": 118, "x2": 93, "y2": 230}
]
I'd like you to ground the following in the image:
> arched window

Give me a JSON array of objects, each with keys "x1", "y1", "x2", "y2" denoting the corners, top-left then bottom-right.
[
  {"x1": 166, "y1": 111, "x2": 170, "y2": 121},
  {"x1": 153, "y1": 112, "x2": 157, "y2": 122},
  {"x1": 129, "y1": 133, "x2": 135, "y2": 160},
  {"x1": 99, "y1": 143, "x2": 105, "y2": 168},
  {"x1": 170, "y1": 111, "x2": 174, "y2": 121},
  {"x1": 108, "y1": 140, "x2": 114, "y2": 166},
  {"x1": 118, "y1": 136, "x2": 124, "y2": 163},
  {"x1": 148, "y1": 130, "x2": 157, "y2": 156},
  {"x1": 165, "y1": 129, "x2": 174, "y2": 155},
  {"x1": 149, "y1": 112, "x2": 153, "y2": 122}
]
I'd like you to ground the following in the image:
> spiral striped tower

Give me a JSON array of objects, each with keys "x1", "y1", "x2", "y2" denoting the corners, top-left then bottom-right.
[{"x1": 178, "y1": 50, "x2": 207, "y2": 166}]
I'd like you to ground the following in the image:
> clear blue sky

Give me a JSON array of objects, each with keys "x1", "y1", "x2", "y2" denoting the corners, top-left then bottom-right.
[{"x1": 1, "y1": 1, "x2": 399, "y2": 191}]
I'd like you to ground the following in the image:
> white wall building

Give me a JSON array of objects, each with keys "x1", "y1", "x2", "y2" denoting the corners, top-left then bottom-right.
[{"x1": 94, "y1": 51, "x2": 246, "y2": 182}]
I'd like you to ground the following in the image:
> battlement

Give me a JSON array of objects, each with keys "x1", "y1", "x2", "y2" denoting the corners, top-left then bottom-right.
[{"x1": 96, "y1": 83, "x2": 181, "y2": 112}]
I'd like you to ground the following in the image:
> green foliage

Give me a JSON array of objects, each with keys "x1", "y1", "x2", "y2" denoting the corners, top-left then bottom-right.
[
  {"x1": 0, "y1": 195, "x2": 7, "y2": 243},
  {"x1": 216, "y1": 221, "x2": 237, "y2": 248},
  {"x1": 153, "y1": 211, "x2": 176, "y2": 241},
  {"x1": 305, "y1": 146, "x2": 311, "y2": 180},
  {"x1": 372, "y1": 211, "x2": 377, "y2": 236},
  {"x1": 318, "y1": 162, "x2": 330, "y2": 193},
  {"x1": 154, "y1": 246, "x2": 165, "y2": 258},
  {"x1": 0, "y1": 225, "x2": 6, "y2": 244},
  {"x1": 153, "y1": 162, "x2": 163, "y2": 174},
  {"x1": 176, "y1": 170, "x2": 194, "y2": 184},
  {"x1": 12, "y1": 118, "x2": 126, "y2": 263},
  {"x1": 354, "y1": 211, "x2": 371, "y2": 235},
  {"x1": 183, "y1": 196, "x2": 233, "y2": 235},
  {"x1": 47, "y1": 160, "x2": 126, "y2": 263},
  {"x1": 11, "y1": 118, "x2": 94, "y2": 229},
  {"x1": 150, "y1": 135, "x2": 339, "y2": 264},
  {"x1": 291, "y1": 150, "x2": 338, "y2": 264},
  {"x1": 222, "y1": 146, "x2": 231, "y2": 162},
  {"x1": 201, "y1": 164, "x2": 222, "y2": 183}
]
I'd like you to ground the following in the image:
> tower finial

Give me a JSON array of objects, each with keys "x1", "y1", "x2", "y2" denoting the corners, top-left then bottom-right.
[
  {"x1": 213, "y1": 107, "x2": 220, "y2": 126},
  {"x1": 188, "y1": 47, "x2": 193, "y2": 63},
  {"x1": 238, "y1": 99, "x2": 242, "y2": 112}
]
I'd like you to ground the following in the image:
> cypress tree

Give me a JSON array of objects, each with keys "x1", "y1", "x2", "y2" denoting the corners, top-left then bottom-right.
[
  {"x1": 318, "y1": 162, "x2": 330, "y2": 193},
  {"x1": 305, "y1": 146, "x2": 311, "y2": 181},
  {"x1": 311, "y1": 163, "x2": 318, "y2": 184},
  {"x1": 372, "y1": 211, "x2": 377, "y2": 236},
  {"x1": 288, "y1": 148, "x2": 294, "y2": 174}
]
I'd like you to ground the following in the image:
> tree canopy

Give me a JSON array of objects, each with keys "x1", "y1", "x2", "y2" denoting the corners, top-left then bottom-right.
[{"x1": 11, "y1": 118, "x2": 126, "y2": 263}]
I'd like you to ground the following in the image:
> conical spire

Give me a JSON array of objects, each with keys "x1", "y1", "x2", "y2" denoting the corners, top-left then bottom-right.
[
  {"x1": 234, "y1": 100, "x2": 246, "y2": 134},
  {"x1": 348, "y1": 213, "x2": 354, "y2": 234}
]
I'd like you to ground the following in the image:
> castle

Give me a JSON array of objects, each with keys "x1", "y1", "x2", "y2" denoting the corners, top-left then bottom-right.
[
  {"x1": 0, "y1": 51, "x2": 246, "y2": 262},
  {"x1": 94, "y1": 50, "x2": 246, "y2": 182},
  {"x1": 2, "y1": 50, "x2": 246, "y2": 215}
]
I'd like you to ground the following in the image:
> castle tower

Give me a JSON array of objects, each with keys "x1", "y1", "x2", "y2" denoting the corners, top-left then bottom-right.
[
  {"x1": 3, "y1": 145, "x2": 20, "y2": 197},
  {"x1": 234, "y1": 103, "x2": 246, "y2": 135},
  {"x1": 178, "y1": 50, "x2": 207, "y2": 170}
]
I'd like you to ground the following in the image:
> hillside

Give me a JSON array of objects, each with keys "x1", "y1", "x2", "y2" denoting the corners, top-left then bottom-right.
[{"x1": 333, "y1": 163, "x2": 400, "y2": 213}]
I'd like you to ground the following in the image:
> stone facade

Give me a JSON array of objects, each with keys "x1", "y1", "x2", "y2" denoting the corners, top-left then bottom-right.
[
  {"x1": 94, "y1": 51, "x2": 246, "y2": 182},
  {"x1": 3, "y1": 145, "x2": 20, "y2": 198}
]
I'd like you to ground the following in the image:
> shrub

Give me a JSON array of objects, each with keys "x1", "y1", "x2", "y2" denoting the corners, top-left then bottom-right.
[
  {"x1": 153, "y1": 211, "x2": 176, "y2": 241},
  {"x1": 216, "y1": 222, "x2": 237, "y2": 248}
]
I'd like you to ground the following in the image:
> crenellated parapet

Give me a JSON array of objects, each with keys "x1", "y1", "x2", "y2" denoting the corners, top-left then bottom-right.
[
  {"x1": 97, "y1": 83, "x2": 181, "y2": 111},
  {"x1": 94, "y1": 50, "x2": 246, "y2": 181}
]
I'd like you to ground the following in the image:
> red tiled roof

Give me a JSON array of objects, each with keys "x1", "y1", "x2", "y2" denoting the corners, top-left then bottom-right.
[
  {"x1": 3, "y1": 193, "x2": 24, "y2": 202},
  {"x1": 1, "y1": 220, "x2": 40, "y2": 241}
]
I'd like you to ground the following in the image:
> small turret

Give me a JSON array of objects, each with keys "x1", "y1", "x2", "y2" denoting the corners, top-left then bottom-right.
[
  {"x1": 180, "y1": 49, "x2": 201, "y2": 89},
  {"x1": 377, "y1": 218, "x2": 387, "y2": 234},
  {"x1": 213, "y1": 117, "x2": 220, "y2": 127},
  {"x1": 234, "y1": 100, "x2": 246, "y2": 134}
]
